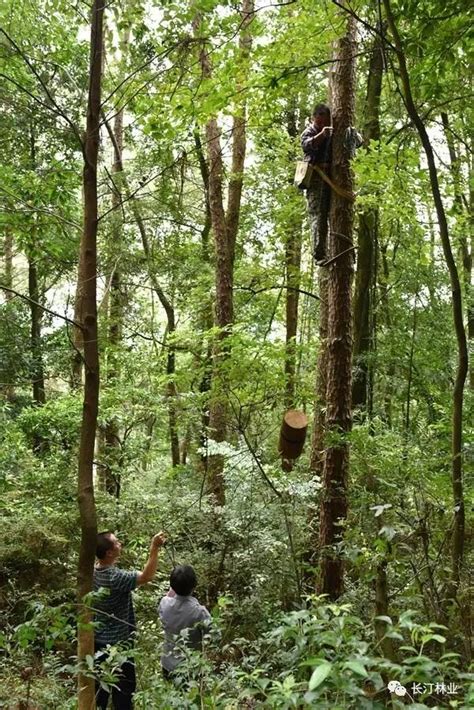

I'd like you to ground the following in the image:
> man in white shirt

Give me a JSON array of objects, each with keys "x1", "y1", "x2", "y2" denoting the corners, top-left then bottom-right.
[{"x1": 158, "y1": 564, "x2": 211, "y2": 679}]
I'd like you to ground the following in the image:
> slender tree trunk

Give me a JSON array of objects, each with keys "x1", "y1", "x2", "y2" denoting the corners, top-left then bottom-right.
[
  {"x1": 379, "y1": 241, "x2": 394, "y2": 425},
  {"x1": 284, "y1": 229, "x2": 302, "y2": 410},
  {"x1": 284, "y1": 109, "x2": 303, "y2": 410},
  {"x1": 441, "y1": 112, "x2": 473, "y2": 391},
  {"x1": 204, "y1": 105, "x2": 232, "y2": 505},
  {"x1": 28, "y1": 127, "x2": 46, "y2": 410},
  {"x1": 310, "y1": 272, "x2": 329, "y2": 477},
  {"x1": 28, "y1": 256, "x2": 46, "y2": 407},
  {"x1": 76, "y1": 2, "x2": 103, "y2": 707},
  {"x1": 352, "y1": 29, "x2": 384, "y2": 410},
  {"x1": 103, "y1": 106, "x2": 125, "y2": 496},
  {"x1": 27, "y1": 128, "x2": 47, "y2": 453},
  {"x1": 194, "y1": 129, "x2": 214, "y2": 474},
  {"x1": 305, "y1": 270, "x2": 329, "y2": 580},
  {"x1": 72, "y1": 225, "x2": 86, "y2": 390},
  {"x1": 469, "y1": 151, "x2": 474, "y2": 390},
  {"x1": 3, "y1": 229, "x2": 13, "y2": 292},
  {"x1": 318, "y1": 7, "x2": 356, "y2": 600},
  {"x1": 384, "y1": 0, "x2": 467, "y2": 591},
  {"x1": 404, "y1": 293, "x2": 418, "y2": 440},
  {"x1": 1, "y1": 229, "x2": 15, "y2": 401},
  {"x1": 375, "y1": 559, "x2": 397, "y2": 661}
]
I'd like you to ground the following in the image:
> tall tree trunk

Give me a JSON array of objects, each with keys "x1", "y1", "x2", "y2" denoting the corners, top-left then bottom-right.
[
  {"x1": 194, "y1": 129, "x2": 214, "y2": 473},
  {"x1": 469, "y1": 150, "x2": 474, "y2": 390},
  {"x1": 375, "y1": 558, "x2": 398, "y2": 662},
  {"x1": 352, "y1": 29, "x2": 384, "y2": 411},
  {"x1": 72, "y1": 226, "x2": 86, "y2": 390},
  {"x1": 28, "y1": 256, "x2": 46, "y2": 407},
  {"x1": 284, "y1": 109, "x2": 303, "y2": 410},
  {"x1": 384, "y1": 0, "x2": 467, "y2": 592},
  {"x1": 318, "y1": 7, "x2": 356, "y2": 600},
  {"x1": 27, "y1": 127, "x2": 47, "y2": 453},
  {"x1": 196, "y1": 0, "x2": 253, "y2": 504},
  {"x1": 76, "y1": 2, "x2": 103, "y2": 707},
  {"x1": 28, "y1": 126, "x2": 46, "y2": 410},
  {"x1": 284, "y1": 229, "x2": 302, "y2": 410},
  {"x1": 202, "y1": 93, "x2": 232, "y2": 507},
  {"x1": 441, "y1": 112, "x2": 473, "y2": 391},
  {"x1": 1, "y1": 229, "x2": 15, "y2": 401},
  {"x1": 3, "y1": 229, "x2": 13, "y2": 292},
  {"x1": 379, "y1": 241, "x2": 394, "y2": 425},
  {"x1": 306, "y1": 270, "x2": 329, "y2": 581},
  {"x1": 309, "y1": 271, "x2": 329, "y2": 478},
  {"x1": 103, "y1": 106, "x2": 125, "y2": 496}
]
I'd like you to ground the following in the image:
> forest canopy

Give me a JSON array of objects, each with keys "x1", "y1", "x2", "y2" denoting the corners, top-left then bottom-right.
[{"x1": 0, "y1": 0, "x2": 472, "y2": 708}]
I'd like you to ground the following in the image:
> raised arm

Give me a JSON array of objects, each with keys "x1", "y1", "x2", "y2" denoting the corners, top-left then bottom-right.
[
  {"x1": 301, "y1": 125, "x2": 333, "y2": 154},
  {"x1": 137, "y1": 532, "x2": 167, "y2": 586}
]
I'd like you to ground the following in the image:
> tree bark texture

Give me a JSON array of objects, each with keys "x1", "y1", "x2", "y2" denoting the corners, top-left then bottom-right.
[
  {"x1": 352, "y1": 29, "x2": 384, "y2": 411},
  {"x1": 318, "y1": 8, "x2": 356, "y2": 600},
  {"x1": 76, "y1": 2, "x2": 103, "y2": 707},
  {"x1": 383, "y1": 0, "x2": 467, "y2": 590},
  {"x1": 310, "y1": 270, "x2": 329, "y2": 477},
  {"x1": 284, "y1": 228, "x2": 302, "y2": 410},
  {"x1": 284, "y1": 108, "x2": 303, "y2": 410}
]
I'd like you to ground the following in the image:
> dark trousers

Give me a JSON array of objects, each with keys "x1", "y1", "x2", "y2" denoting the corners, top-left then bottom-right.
[
  {"x1": 95, "y1": 645, "x2": 136, "y2": 710},
  {"x1": 306, "y1": 173, "x2": 331, "y2": 261},
  {"x1": 162, "y1": 666, "x2": 175, "y2": 681}
]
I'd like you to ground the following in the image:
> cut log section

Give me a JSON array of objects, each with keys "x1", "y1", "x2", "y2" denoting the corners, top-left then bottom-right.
[{"x1": 279, "y1": 409, "x2": 308, "y2": 470}]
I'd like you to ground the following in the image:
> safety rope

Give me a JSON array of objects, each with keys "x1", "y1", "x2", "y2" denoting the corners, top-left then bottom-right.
[{"x1": 311, "y1": 163, "x2": 356, "y2": 202}]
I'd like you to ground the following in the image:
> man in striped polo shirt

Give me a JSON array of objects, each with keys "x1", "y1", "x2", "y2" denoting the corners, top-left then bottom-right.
[{"x1": 93, "y1": 530, "x2": 166, "y2": 709}]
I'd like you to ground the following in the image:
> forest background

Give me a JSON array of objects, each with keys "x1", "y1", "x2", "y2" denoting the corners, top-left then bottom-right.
[{"x1": 0, "y1": 0, "x2": 472, "y2": 707}]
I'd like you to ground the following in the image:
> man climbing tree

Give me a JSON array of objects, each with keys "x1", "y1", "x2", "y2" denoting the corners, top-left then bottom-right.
[{"x1": 301, "y1": 104, "x2": 333, "y2": 264}]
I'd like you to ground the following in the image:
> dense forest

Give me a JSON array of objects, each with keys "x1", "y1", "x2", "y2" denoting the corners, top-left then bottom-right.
[{"x1": 0, "y1": 0, "x2": 472, "y2": 707}]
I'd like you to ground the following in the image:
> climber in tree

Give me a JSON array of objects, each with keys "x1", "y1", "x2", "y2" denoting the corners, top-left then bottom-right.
[{"x1": 301, "y1": 103, "x2": 333, "y2": 265}]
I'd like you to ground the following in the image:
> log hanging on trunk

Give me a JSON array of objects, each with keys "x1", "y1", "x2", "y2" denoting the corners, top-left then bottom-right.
[{"x1": 279, "y1": 409, "x2": 308, "y2": 470}]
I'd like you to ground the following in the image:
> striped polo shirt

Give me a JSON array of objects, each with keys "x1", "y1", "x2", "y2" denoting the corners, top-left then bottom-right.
[{"x1": 93, "y1": 565, "x2": 139, "y2": 646}]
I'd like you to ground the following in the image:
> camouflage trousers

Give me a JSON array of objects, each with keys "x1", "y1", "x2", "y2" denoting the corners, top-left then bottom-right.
[{"x1": 306, "y1": 172, "x2": 331, "y2": 262}]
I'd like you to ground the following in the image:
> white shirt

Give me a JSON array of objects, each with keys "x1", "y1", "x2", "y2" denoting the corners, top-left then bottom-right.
[{"x1": 158, "y1": 593, "x2": 211, "y2": 671}]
